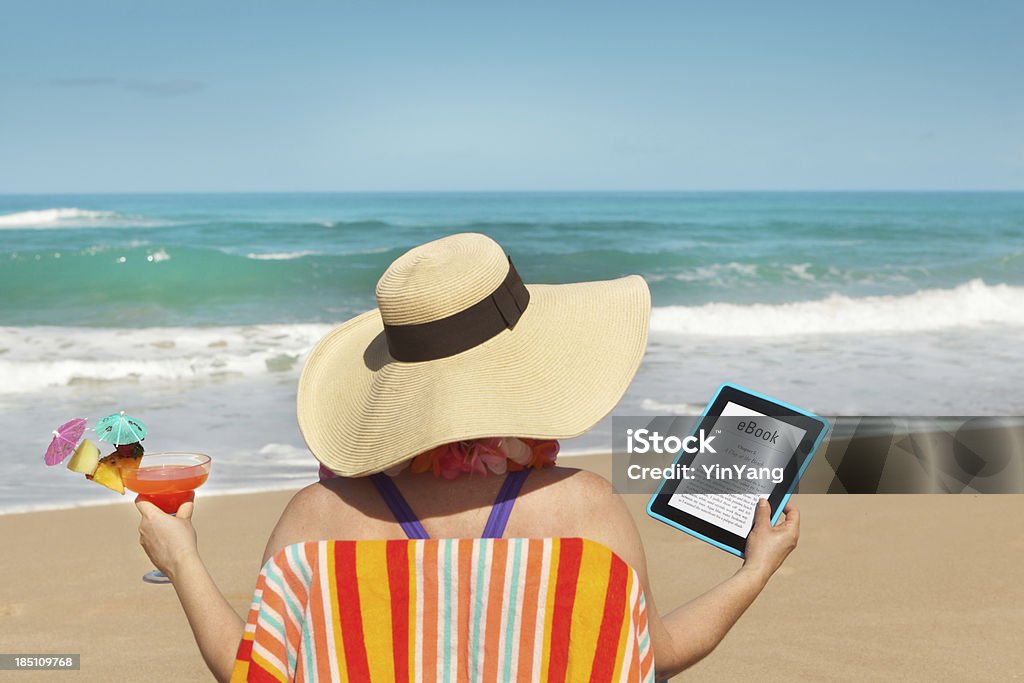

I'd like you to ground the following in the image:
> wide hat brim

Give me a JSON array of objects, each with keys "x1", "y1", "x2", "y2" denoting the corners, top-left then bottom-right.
[{"x1": 297, "y1": 275, "x2": 650, "y2": 477}]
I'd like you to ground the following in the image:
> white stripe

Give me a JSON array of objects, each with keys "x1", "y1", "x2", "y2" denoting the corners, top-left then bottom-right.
[
  {"x1": 257, "y1": 601, "x2": 286, "y2": 637},
  {"x1": 278, "y1": 551, "x2": 306, "y2": 628},
  {"x1": 450, "y1": 540, "x2": 460, "y2": 682},
  {"x1": 468, "y1": 540, "x2": 485, "y2": 683},
  {"x1": 496, "y1": 541, "x2": 516, "y2": 680},
  {"x1": 251, "y1": 640, "x2": 288, "y2": 678},
  {"x1": 245, "y1": 586, "x2": 264, "y2": 634},
  {"x1": 319, "y1": 543, "x2": 340, "y2": 683},
  {"x1": 530, "y1": 538, "x2": 553, "y2": 681},
  {"x1": 291, "y1": 548, "x2": 316, "y2": 683},
  {"x1": 507, "y1": 539, "x2": 527, "y2": 681},
  {"x1": 414, "y1": 540, "x2": 425, "y2": 683},
  {"x1": 636, "y1": 584, "x2": 650, "y2": 660},
  {"x1": 471, "y1": 538, "x2": 489, "y2": 681}
]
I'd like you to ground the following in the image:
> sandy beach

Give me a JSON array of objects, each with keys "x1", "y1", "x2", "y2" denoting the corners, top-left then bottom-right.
[{"x1": 2, "y1": 453, "x2": 1022, "y2": 682}]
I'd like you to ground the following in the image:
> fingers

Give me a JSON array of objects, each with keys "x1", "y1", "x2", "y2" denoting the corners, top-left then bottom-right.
[
  {"x1": 136, "y1": 500, "x2": 159, "y2": 518},
  {"x1": 782, "y1": 504, "x2": 800, "y2": 532},
  {"x1": 176, "y1": 501, "x2": 194, "y2": 520},
  {"x1": 753, "y1": 497, "x2": 772, "y2": 530}
]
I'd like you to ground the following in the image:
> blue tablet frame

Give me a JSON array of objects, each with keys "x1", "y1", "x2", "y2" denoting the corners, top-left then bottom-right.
[{"x1": 645, "y1": 383, "x2": 830, "y2": 558}]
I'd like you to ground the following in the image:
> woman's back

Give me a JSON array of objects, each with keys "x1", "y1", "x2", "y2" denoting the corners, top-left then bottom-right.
[
  {"x1": 234, "y1": 468, "x2": 659, "y2": 682},
  {"x1": 260, "y1": 467, "x2": 646, "y2": 568}
]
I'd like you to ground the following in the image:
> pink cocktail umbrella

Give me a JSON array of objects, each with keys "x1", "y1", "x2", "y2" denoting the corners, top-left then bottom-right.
[{"x1": 44, "y1": 418, "x2": 88, "y2": 466}]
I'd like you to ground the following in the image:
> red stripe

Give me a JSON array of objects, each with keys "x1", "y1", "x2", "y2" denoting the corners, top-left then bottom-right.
[
  {"x1": 235, "y1": 637, "x2": 254, "y2": 663},
  {"x1": 546, "y1": 538, "x2": 583, "y2": 683},
  {"x1": 247, "y1": 661, "x2": 281, "y2": 683},
  {"x1": 334, "y1": 542, "x2": 371, "y2": 681},
  {"x1": 588, "y1": 555, "x2": 629, "y2": 682},
  {"x1": 386, "y1": 540, "x2": 411, "y2": 683}
]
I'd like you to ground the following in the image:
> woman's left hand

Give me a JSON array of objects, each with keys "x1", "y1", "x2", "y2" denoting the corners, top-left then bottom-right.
[{"x1": 136, "y1": 500, "x2": 199, "y2": 580}]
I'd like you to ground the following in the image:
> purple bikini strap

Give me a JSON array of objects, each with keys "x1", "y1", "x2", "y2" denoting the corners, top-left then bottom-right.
[
  {"x1": 369, "y1": 473, "x2": 430, "y2": 540},
  {"x1": 482, "y1": 469, "x2": 531, "y2": 539},
  {"x1": 370, "y1": 468, "x2": 532, "y2": 540}
]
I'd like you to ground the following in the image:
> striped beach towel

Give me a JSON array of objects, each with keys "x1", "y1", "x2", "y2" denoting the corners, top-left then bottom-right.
[{"x1": 230, "y1": 537, "x2": 656, "y2": 682}]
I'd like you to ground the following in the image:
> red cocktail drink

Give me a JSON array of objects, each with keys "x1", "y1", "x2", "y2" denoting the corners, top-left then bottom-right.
[
  {"x1": 123, "y1": 453, "x2": 211, "y2": 583},
  {"x1": 124, "y1": 464, "x2": 209, "y2": 513}
]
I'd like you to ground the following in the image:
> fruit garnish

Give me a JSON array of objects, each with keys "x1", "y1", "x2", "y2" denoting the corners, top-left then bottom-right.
[
  {"x1": 115, "y1": 442, "x2": 145, "y2": 459},
  {"x1": 66, "y1": 439, "x2": 101, "y2": 475},
  {"x1": 87, "y1": 460, "x2": 125, "y2": 494},
  {"x1": 99, "y1": 452, "x2": 141, "y2": 475}
]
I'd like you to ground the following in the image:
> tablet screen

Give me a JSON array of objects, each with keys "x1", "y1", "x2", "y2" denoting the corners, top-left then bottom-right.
[
  {"x1": 646, "y1": 384, "x2": 828, "y2": 557},
  {"x1": 665, "y1": 402, "x2": 808, "y2": 537}
]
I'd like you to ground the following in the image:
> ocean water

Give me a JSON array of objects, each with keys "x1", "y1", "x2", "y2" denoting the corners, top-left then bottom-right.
[{"x1": 2, "y1": 192, "x2": 1023, "y2": 512}]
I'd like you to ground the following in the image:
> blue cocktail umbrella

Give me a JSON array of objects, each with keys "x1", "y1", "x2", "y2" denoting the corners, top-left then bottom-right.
[{"x1": 95, "y1": 410, "x2": 148, "y2": 445}]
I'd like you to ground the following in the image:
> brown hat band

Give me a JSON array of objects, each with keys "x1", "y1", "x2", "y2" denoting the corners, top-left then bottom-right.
[{"x1": 383, "y1": 257, "x2": 531, "y2": 362}]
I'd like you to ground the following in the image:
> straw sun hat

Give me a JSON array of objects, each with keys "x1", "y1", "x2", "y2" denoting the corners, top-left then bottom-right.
[{"x1": 297, "y1": 232, "x2": 651, "y2": 477}]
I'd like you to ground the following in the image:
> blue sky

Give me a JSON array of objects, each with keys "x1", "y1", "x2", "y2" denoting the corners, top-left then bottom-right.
[{"x1": 1, "y1": 1, "x2": 1022, "y2": 192}]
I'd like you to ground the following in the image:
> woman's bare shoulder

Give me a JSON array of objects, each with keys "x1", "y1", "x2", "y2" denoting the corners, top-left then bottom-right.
[
  {"x1": 521, "y1": 466, "x2": 627, "y2": 527},
  {"x1": 260, "y1": 479, "x2": 366, "y2": 564},
  {"x1": 524, "y1": 465, "x2": 648, "y2": 572}
]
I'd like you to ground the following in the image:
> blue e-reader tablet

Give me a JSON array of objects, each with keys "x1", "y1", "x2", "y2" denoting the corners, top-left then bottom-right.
[{"x1": 646, "y1": 384, "x2": 829, "y2": 558}]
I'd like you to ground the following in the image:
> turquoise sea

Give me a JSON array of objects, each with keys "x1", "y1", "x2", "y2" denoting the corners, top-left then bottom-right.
[{"x1": 2, "y1": 192, "x2": 1023, "y2": 511}]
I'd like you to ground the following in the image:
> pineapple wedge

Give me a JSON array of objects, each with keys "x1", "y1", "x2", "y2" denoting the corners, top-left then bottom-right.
[
  {"x1": 66, "y1": 439, "x2": 101, "y2": 475},
  {"x1": 87, "y1": 460, "x2": 125, "y2": 494}
]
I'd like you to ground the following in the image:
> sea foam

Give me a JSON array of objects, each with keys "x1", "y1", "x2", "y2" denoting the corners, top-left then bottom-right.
[
  {"x1": 0, "y1": 323, "x2": 335, "y2": 394},
  {"x1": 650, "y1": 279, "x2": 1024, "y2": 337},
  {"x1": 0, "y1": 207, "x2": 162, "y2": 229}
]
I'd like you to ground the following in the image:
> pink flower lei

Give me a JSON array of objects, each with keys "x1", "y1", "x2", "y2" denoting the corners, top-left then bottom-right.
[{"x1": 318, "y1": 437, "x2": 559, "y2": 481}]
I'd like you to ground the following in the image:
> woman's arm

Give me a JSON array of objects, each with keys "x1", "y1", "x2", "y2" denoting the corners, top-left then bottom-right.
[
  {"x1": 651, "y1": 499, "x2": 800, "y2": 677},
  {"x1": 136, "y1": 501, "x2": 243, "y2": 683},
  {"x1": 574, "y1": 473, "x2": 800, "y2": 681}
]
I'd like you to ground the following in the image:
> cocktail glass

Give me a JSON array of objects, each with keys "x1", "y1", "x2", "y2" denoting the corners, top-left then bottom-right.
[{"x1": 122, "y1": 452, "x2": 211, "y2": 584}]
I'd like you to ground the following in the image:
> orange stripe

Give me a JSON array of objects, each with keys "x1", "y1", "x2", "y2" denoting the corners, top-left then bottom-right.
[
  {"x1": 407, "y1": 543, "x2": 417, "y2": 683},
  {"x1": 280, "y1": 558, "x2": 307, "y2": 671},
  {"x1": 258, "y1": 569, "x2": 291, "y2": 670},
  {"x1": 516, "y1": 538, "x2": 544, "y2": 679},
  {"x1": 299, "y1": 544, "x2": 331, "y2": 683},
  {"x1": 457, "y1": 537, "x2": 474, "y2": 681},
  {"x1": 481, "y1": 538, "x2": 510, "y2": 683},
  {"x1": 420, "y1": 540, "x2": 438, "y2": 683}
]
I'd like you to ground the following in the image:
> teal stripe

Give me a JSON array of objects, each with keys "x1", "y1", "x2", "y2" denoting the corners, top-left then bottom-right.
[
  {"x1": 266, "y1": 571, "x2": 303, "y2": 626},
  {"x1": 501, "y1": 539, "x2": 524, "y2": 681},
  {"x1": 259, "y1": 610, "x2": 285, "y2": 640},
  {"x1": 470, "y1": 538, "x2": 489, "y2": 679},
  {"x1": 284, "y1": 546, "x2": 316, "y2": 678},
  {"x1": 443, "y1": 540, "x2": 453, "y2": 683},
  {"x1": 264, "y1": 569, "x2": 303, "y2": 671},
  {"x1": 289, "y1": 543, "x2": 312, "y2": 584},
  {"x1": 259, "y1": 574, "x2": 298, "y2": 673}
]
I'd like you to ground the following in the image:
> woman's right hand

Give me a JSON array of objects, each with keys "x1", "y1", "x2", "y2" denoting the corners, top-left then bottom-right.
[
  {"x1": 742, "y1": 498, "x2": 800, "y2": 582},
  {"x1": 136, "y1": 500, "x2": 200, "y2": 581}
]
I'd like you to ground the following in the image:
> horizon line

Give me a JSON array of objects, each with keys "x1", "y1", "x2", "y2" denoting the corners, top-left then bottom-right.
[{"x1": 2, "y1": 188, "x2": 1023, "y2": 196}]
